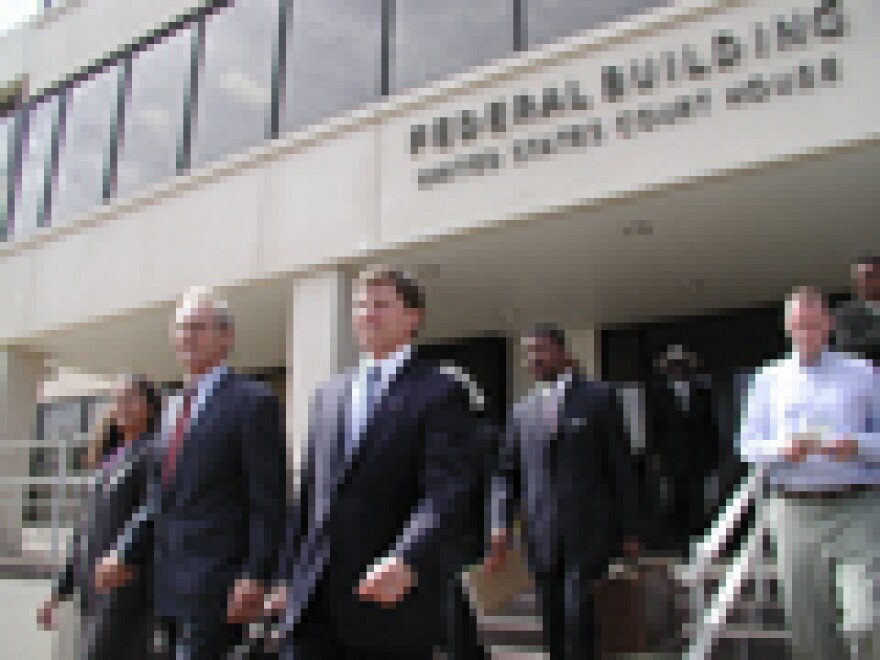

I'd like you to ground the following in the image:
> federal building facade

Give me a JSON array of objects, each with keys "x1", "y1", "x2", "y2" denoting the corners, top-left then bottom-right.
[{"x1": 0, "y1": 0, "x2": 877, "y2": 559}]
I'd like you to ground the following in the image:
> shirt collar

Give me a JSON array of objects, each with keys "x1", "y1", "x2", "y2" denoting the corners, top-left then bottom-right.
[
  {"x1": 790, "y1": 348, "x2": 832, "y2": 371},
  {"x1": 539, "y1": 369, "x2": 573, "y2": 395},
  {"x1": 188, "y1": 362, "x2": 229, "y2": 399},
  {"x1": 557, "y1": 369, "x2": 574, "y2": 393},
  {"x1": 360, "y1": 344, "x2": 413, "y2": 383}
]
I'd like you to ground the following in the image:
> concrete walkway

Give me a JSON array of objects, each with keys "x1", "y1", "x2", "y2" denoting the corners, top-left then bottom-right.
[{"x1": 0, "y1": 578, "x2": 76, "y2": 660}]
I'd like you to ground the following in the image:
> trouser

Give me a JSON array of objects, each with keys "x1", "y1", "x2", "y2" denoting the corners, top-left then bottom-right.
[
  {"x1": 534, "y1": 562, "x2": 599, "y2": 660},
  {"x1": 670, "y1": 473, "x2": 710, "y2": 549},
  {"x1": 279, "y1": 611, "x2": 434, "y2": 660},
  {"x1": 446, "y1": 574, "x2": 489, "y2": 660},
  {"x1": 279, "y1": 582, "x2": 435, "y2": 660},
  {"x1": 153, "y1": 614, "x2": 239, "y2": 660},
  {"x1": 765, "y1": 491, "x2": 880, "y2": 660}
]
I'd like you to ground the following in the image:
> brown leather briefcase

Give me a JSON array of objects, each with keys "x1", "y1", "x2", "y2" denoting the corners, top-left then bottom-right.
[{"x1": 594, "y1": 557, "x2": 686, "y2": 657}]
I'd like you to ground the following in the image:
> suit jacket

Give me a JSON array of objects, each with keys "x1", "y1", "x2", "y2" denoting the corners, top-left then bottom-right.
[
  {"x1": 492, "y1": 373, "x2": 640, "y2": 574},
  {"x1": 644, "y1": 376, "x2": 721, "y2": 481},
  {"x1": 55, "y1": 439, "x2": 152, "y2": 659},
  {"x1": 835, "y1": 299, "x2": 880, "y2": 364},
  {"x1": 277, "y1": 357, "x2": 486, "y2": 652},
  {"x1": 116, "y1": 370, "x2": 287, "y2": 621}
]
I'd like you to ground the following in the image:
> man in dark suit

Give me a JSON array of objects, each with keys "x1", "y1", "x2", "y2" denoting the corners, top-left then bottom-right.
[
  {"x1": 269, "y1": 267, "x2": 486, "y2": 659},
  {"x1": 835, "y1": 254, "x2": 880, "y2": 364},
  {"x1": 95, "y1": 287, "x2": 288, "y2": 659},
  {"x1": 487, "y1": 323, "x2": 640, "y2": 660},
  {"x1": 644, "y1": 345, "x2": 722, "y2": 554}
]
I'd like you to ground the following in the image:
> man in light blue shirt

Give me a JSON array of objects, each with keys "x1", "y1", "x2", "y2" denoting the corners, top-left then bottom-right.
[{"x1": 739, "y1": 286, "x2": 880, "y2": 660}]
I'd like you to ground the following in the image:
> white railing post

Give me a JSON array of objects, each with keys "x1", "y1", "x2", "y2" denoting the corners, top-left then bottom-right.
[
  {"x1": 52, "y1": 433, "x2": 68, "y2": 565},
  {"x1": 685, "y1": 465, "x2": 771, "y2": 660}
]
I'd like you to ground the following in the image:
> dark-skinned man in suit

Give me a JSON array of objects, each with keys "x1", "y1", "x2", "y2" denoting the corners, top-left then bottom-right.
[
  {"x1": 487, "y1": 323, "x2": 641, "y2": 660},
  {"x1": 835, "y1": 254, "x2": 880, "y2": 365}
]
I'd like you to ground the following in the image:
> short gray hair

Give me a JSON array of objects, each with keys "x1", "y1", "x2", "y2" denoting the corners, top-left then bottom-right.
[{"x1": 176, "y1": 286, "x2": 234, "y2": 330}]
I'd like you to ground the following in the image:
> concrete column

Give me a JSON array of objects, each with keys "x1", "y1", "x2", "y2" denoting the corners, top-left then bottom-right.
[
  {"x1": 568, "y1": 327, "x2": 600, "y2": 378},
  {"x1": 0, "y1": 349, "x2": 45, "y2": 556},
  {"x1": 286, "y1": 270, "x2": 356, "y2": 475}
]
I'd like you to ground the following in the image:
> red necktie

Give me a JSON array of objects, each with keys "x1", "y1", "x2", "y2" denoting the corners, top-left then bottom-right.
[{"x1": 163, "y1": 390, "x2": 193, "y2": 485}]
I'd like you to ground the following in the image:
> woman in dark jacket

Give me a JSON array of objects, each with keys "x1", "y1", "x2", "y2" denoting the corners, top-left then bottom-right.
[{"x1": 37, "y1": 375, "x2": 160, "y2": 659}]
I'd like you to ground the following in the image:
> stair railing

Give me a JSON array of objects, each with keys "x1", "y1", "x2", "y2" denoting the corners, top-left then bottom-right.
[{"x1": 681, "y1": 465, "x2": 772, "y2": 660}]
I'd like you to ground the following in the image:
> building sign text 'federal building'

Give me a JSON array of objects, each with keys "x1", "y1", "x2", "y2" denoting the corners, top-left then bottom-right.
[{"x1": 409, "y1": 0, "x2": 846, "y2": 190}]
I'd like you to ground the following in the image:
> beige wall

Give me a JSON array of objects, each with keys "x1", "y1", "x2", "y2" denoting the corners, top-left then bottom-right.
[
  {"x1": 0, "y1": 578, "x2": 76, "y2": 660},
  {"x1": 0, "y1": 0, "x2": 877, "y2": 350},
  {"x1": 0, "y1": 350, "x2": 46, "y2": 554},
  {"x1": 286, "y1": 271, "x2": 357, "y2": 469},
  {"x1": 379, "y1": 0, "x2": 879, "y2": 240}
]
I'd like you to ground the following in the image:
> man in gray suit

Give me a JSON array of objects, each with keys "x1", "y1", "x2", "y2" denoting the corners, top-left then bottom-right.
[
  {"x1": 488, "y1": 323, "x2": 640, "y2": 660},
  {"x1": 835, "y1": 255, "x2": 880, "y2": 364}
]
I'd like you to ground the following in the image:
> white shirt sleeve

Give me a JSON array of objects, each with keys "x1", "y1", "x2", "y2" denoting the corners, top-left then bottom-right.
[
  {"x1": 855, "y1": 368, "x2": 880, "y2": 462},
  {"x1": 738, "y1": 369, "x2": 784, "y2": 465}
]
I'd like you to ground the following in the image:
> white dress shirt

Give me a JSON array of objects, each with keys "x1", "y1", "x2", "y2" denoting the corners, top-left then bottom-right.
[
  {"x1": 537, "y1": 369, "x2": 573, "y2": 426},
  {"x1": 348, "y1": 345, "x2": 413, "y2": 452},
  {"x1": 739, "y1": 350, "x2": 880, "y2": 492},
  {"x1": 671, "y1": 378, "x2": 691, "y2": 411}
]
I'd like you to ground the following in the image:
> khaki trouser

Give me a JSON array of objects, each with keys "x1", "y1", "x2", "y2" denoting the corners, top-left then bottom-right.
[{"x1": 764, "y1": 491, "x2": 880, "y2": 660}]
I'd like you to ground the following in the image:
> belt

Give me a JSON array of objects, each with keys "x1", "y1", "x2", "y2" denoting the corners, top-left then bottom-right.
[{"x1": 775, "y1": 484, "x2": 880, "y2": 501}]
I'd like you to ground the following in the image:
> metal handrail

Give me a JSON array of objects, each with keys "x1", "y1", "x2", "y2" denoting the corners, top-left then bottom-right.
[
  {"x1": 685, "y1": 465, "x2": 767, "y2": 584},
  {"x1": 0, "y1": 437, "x2": 89, "y2": 565},
  {"x1": 686, "y1": 520, "x2": 768, "y2": 659},
  {"x1": 683, "y1": 465, "x2": 773, "y2": 660}
]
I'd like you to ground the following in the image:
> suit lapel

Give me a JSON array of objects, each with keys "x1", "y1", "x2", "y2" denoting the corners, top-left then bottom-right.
[
  {"x1": 523, "y1": 390, "x2": 551, "y2": 461},
  {"x1": 165, "y1": 370, "x2": 232, "y2": 496},
  {"x1": 314, "y1": 360, "x2": 419, "y2": 531},
  {"x1": 560, "y1": 373, "x2": 584, "y2": 425},
  {"x1": 312, "y1": 372, "x2": 351, "y2": 529},
  {"x1": 555, "y1": 374, "x2": 592, "y2": 440},
  {"x1": 351, "y1": 360, "x2": 415, "y2": 468}
]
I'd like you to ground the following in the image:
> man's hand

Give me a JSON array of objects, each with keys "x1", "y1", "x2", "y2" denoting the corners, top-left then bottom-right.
[
  {"x1": 819, "y1": 437, "x2": 859, "y2": 462},
  {"x1": 264, "y1": 584, "x2": 288, "y2": 617},
  {"x1": 93, "y1": 555, "x2": 133, "y2": 593},
  {"x1": 356, "y1": 557, "x2": 416, "y2": 607},
  {"x1": 484, "y1": 528, "x2": 511, "y2": 575},
  {"x1": 227, "y1": 578, "x2": 266, "y2": 624},
  {"x1": 781, "y1": 435, "x2": 820, "y2": 464},
  {"x1": 36, "y1": 598, "x2": 59, "y2": 630}
]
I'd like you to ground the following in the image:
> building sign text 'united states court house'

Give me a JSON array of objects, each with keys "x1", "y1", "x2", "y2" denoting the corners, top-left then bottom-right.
[{"x1": 409, "y1": 0, "x2": 846, "y2": 190}]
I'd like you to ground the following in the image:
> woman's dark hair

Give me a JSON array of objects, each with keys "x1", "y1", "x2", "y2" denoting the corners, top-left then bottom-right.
[{"x1": 88, "y1": 375, "x2": 161, "y2": 468}]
